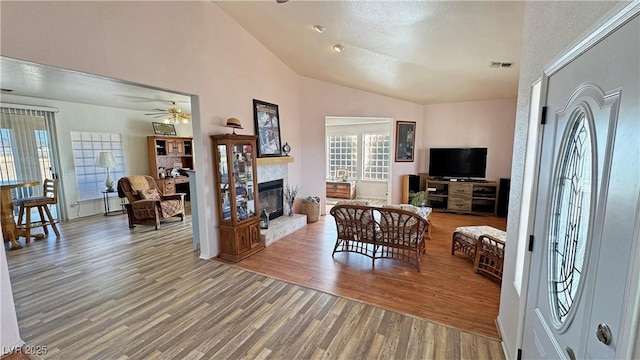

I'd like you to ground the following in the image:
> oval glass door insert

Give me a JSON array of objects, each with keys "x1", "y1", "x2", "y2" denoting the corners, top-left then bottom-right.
[{"x1": 549, "y1": 110, "x2": 593, "y2": 325}]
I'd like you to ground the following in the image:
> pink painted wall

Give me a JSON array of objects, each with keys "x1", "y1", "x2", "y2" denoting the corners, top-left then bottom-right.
[
  {"x1": 299, "y1": 77, "x2": 424, "y2": 205},
  {"x1": 422, "y1": 99, "x2": 517, "y2": 180},
  {"x1": 0, "y1": 1, "x2": 301, "y2": 258}
]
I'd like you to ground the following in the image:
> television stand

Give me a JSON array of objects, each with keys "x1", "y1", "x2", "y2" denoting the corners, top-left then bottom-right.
[{"x1": 425, "y1": 179, "x2": 498, "y2": 216}]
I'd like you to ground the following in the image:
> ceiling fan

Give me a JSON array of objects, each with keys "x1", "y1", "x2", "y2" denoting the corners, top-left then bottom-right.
[{"x1": 145, "y1": 101, "x2": 192, "y2": 124}]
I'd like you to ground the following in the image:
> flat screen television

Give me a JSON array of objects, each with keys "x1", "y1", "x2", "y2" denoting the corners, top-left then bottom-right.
[{"x1": 429, "y1": 148, "x2": 487, "y2": 179}]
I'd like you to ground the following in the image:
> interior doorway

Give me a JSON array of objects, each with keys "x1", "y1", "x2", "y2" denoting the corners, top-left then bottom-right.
[
  {"x1": 0, "y1": 56, "x2": 201, "y2": 252},
  {"x1": 324, "y1": 116, "x2": 392, "y2": 211}
]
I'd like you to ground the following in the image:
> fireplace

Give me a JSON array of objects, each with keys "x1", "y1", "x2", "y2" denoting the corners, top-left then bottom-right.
[{"x1": 258, "y1": 179, "x2": 283, "y2": 220}]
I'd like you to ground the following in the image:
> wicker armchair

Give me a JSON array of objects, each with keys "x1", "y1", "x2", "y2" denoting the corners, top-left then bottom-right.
[
  {"x1": 117, "y1": 175, "x2": 185, "y2": 230},
  {"x1": 473, "y1": 235, "x2": 506, "y2": 281}
]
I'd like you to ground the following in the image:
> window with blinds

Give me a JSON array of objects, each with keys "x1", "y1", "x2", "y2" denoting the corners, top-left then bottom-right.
[{"x1": 71, "y1": 131, "x2": 126, "y2": 200}]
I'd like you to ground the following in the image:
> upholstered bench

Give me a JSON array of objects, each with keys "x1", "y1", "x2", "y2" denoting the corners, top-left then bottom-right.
[{"x1": 452, "y1": 226, "x2": 507, "y2": 281}]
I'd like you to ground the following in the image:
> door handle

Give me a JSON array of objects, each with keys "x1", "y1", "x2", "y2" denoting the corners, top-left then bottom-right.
[
  {"x1": 596, "y1": 323, "x2": 612, "y2": 345},
  {"x1": 565, "y1": 346, "x2": 576, "y2": 360}
]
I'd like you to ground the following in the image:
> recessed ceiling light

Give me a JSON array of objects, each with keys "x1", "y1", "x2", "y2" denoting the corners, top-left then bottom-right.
[
  {"x1": 332, "y1": 44, "x2": 344, "y2": 53},
  {"x1": 313, "y1": 25, "x2": 326, "y2": 33}
]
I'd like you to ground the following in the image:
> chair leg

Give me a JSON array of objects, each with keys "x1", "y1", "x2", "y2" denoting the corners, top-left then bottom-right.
[
  {"x1": 43, "y1": 205, "x2": 60, "y2": 238},
  {"x1": 17, "y1": 205, "x2": 25, "y2": 226},
  {"x1": 451, "y1": 234, "x2": 457, "y2": 255},
  {"x1": 37, "y1": 206, "x2": 48, "y2": 235},
  {"x1": 25, "y1": 206, "x2": 32, "y2": 244}
]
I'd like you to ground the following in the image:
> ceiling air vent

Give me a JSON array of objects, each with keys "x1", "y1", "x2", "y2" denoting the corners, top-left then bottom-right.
[{"x1": 490, "y1": 61, "x2": 513, "y2": 69}]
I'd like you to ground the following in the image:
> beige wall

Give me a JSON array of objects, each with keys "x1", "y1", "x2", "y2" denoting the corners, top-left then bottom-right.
[
  {"x1": 422, "y1": 99, "x2": 517, "y2": 180},
  {"x1": 0, "y1": 1, "x2": 301, "y2": 259},
  {"x1": 0, "y1": 242, "x2": 21, "y2": 352},
  {"x1": 300, "y1": 77, "x2": 423, "y2": 205}
]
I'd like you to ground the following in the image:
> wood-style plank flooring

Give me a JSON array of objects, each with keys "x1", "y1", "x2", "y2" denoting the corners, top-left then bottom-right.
[
  {"x1": 235, "y1": 211, "x2": 507, "y2": 339},
  {"x1": 5, "y1": 211, "x2": 505, "y2": 359}
]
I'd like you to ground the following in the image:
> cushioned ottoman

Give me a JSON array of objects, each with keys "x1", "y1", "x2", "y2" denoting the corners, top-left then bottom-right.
[
  {"x1": 452, "y1": 226, "x2": 507, "y2": 281},
  {"x1": 452, "y1": 226, "x2": 504, "y2": 258}
]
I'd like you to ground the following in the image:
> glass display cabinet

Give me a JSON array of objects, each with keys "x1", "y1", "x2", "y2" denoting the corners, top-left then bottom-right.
[{"x1": 211, "y1": 134, "x2": 263, "y2": 261}]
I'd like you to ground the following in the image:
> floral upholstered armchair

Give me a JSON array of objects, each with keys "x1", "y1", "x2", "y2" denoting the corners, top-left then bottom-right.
[{"x1": 117, "y1": 175, "x2": 185, "y2": 230}]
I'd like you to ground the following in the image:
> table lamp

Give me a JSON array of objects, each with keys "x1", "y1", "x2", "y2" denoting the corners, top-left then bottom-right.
[{"x1": 95, "y1": 152, "x2": 118, "y2": 191}]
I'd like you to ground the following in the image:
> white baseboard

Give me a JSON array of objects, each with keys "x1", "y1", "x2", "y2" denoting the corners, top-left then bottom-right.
[{"x1": 496, "y1": 315, "x2": 512, "y2": 360}]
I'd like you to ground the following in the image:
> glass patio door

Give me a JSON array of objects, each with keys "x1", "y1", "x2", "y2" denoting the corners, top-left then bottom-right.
[{"x1": 0, "y1": 107, "x2": 63, "y2": 221}]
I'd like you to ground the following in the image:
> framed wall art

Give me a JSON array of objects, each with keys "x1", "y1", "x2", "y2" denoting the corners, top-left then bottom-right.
[
  {"x1": 253, "y1": 99, "x2": 283, "y2": 157},
  {"x1": 395, "y1": 120, "x2": 416, "y2": 162},
  {"x1": 335, "y1": 168, "x2": 349, "y2": 181},
  {"x1": 152, "y1": 122, "x2": 177, "y2": 136}
]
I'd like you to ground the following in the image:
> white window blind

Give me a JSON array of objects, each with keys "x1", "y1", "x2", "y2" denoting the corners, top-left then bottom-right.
[
  {"x1": 327, "y1": 135, "x2": 358, "y2": 179},
  {"x1": 71, "y1": 131, "x2": 125, "y2": 200},
  {"x1": 362, "y1": 133, "x2": 390, "y2": 180}
]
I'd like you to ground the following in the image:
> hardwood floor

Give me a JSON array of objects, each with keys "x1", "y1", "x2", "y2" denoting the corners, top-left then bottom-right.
[
  {"x1": 235, "y1": 211, "x2": 507, "y2": 339},
  {"x1": 5, "y1": 211, "x2": 505, "y2": 359}
]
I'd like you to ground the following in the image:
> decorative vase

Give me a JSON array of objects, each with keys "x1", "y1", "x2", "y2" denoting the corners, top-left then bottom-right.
[{"x1": 288, "y1": 200, "x2": 295, "y2": 216}]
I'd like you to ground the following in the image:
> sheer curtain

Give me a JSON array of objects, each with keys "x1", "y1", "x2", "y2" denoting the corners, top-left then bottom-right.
[{"x1": 0, "y1": 106, "x2": 64, "y2": 219}]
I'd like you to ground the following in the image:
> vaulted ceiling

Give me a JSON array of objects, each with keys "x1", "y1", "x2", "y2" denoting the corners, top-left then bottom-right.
[
  {"x1": 217, "y1": 1, "x2": 525, "y2": 104},
  {"x1": 0, "y1": 2, "x2": 524, "y2": 112}
]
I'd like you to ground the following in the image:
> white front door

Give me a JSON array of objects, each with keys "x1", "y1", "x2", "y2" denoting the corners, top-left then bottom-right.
[{"x1": 522, "y1": 10, "x2": 639, "y2": 360}]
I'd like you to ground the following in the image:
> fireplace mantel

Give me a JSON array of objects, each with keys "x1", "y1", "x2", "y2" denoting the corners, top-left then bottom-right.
[{"x1": 256, "y1": 156, "x2": 294, "y2": 166}]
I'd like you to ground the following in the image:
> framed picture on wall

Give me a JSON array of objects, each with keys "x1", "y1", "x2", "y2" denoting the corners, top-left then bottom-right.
[
  {"x1": 395, "y1": 121, "x2": 416, "y2": 162},
  {"x1": 152, "y1": 122, "x2": 177, "y2": 136},
  {"x1": 253, "y1": 99, "x2": 283, "y2": 157}
]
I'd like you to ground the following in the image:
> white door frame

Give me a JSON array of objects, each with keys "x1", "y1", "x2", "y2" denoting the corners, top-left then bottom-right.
[{"x1": 519, "y1": 2, "x2": 640, "y2": 358}]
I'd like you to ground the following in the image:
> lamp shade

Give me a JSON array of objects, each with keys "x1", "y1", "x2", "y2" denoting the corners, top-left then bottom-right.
[{"x1": 95, "y1": 152, "x2": 117, "y2": 168}]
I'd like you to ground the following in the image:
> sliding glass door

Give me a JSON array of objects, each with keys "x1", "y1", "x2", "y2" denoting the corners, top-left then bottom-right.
[{"x1": 0, "y1": 107, "x2": 64, "y2": 220}]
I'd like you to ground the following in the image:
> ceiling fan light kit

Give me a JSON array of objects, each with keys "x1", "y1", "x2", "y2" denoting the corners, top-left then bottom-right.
[{"x1": 145, "y1": 100, "x2": 191, "y2": 125}]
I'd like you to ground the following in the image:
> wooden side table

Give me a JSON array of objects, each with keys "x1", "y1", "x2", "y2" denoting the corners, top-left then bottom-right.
[{"x1": 1, "y1": 180, "x2": 40, "y2": 249}]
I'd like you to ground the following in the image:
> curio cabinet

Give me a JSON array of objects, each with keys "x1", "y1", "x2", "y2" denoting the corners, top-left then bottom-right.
[{"x1": 211, "y1": 134, "x2": 263, "y2": 261}]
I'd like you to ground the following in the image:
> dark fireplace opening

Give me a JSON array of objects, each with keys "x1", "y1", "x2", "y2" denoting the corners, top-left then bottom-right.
[{"x1": 258, "y1": 179, "x2": 283, "y2": 221}]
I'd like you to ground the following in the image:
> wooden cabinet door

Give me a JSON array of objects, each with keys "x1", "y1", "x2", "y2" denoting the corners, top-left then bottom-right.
[
  {"x1": 166, "y1": 140, "x2": 184, "y2": 155},
  {"x1": 236, "y1": 226, "x2": 251, "y2": 254},
  {"x1": 248, "y1": 222, "x2": 261, "y2": 249}
]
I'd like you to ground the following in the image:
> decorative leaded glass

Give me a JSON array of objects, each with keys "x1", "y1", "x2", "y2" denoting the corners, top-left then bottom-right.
[{"x1": 549, "y1": 111, "x2": 593, "y2": 325}]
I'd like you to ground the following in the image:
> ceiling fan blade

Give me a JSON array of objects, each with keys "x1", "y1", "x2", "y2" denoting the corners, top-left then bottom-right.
[{"x1": 145, "y1": 112, "x2": 167, "y2": 116}]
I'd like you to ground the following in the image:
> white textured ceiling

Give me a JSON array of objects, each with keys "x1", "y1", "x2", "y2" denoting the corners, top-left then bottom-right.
[
  {"x1": 0, "y1": 2, "x2": 524, "y2": 111},
  {"x1": 216, "y1": 1, "x2": 525, "y2": 104},
  {"x1": 0, "y1": 57, "x2": 191, "y2": 113}
]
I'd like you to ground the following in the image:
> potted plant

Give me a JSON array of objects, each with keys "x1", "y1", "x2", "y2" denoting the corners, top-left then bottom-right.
[{"x1": 410, "y1": 191, "x2": 428, "y2": 207}]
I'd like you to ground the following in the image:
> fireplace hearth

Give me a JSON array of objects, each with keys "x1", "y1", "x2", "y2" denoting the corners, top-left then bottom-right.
[{"x1": 258, "y1": 179, "x2": 283, "y2": 220}]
